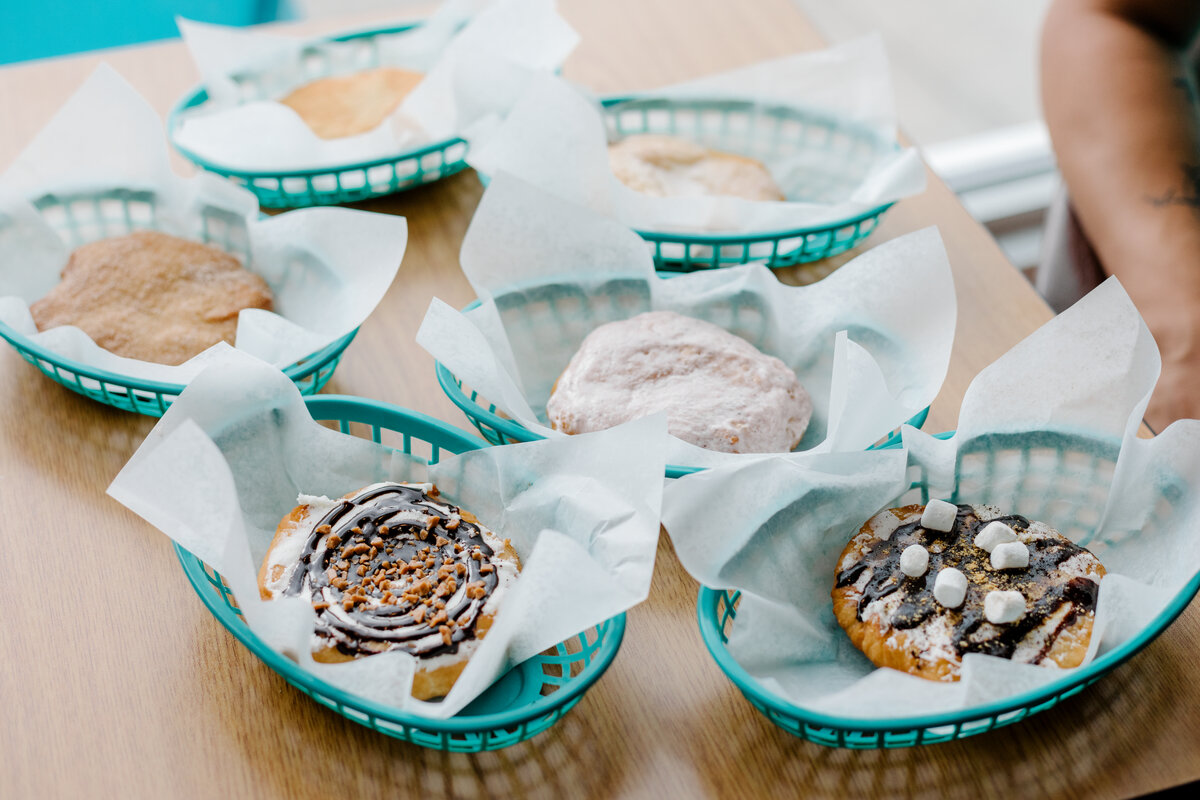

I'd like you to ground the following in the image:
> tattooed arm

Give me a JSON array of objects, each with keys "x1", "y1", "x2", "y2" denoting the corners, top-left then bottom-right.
[{"x1": 1042, "y1": 0, "x2": 1200, "y2": 430}]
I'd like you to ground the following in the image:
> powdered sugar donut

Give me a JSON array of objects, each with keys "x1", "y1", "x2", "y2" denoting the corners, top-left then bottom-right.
[{"x1": 546, "y1": 310, "x2": 812, "y2": 453}]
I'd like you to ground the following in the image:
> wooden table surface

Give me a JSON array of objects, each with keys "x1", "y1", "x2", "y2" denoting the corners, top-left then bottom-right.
[{"x1": 2, "y1": 1, "x2": 1197, "y2": 798}]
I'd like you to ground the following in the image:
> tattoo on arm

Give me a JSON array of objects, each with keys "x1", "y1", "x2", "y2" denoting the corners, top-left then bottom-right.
[{"x1": 1148, "y1": 163, "x2": 1200, "y2": 209}]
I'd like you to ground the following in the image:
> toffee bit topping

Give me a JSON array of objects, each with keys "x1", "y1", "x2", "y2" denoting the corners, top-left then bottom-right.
[{"x1": 284, "y1": 483, "x2": 508, "y2": 660}]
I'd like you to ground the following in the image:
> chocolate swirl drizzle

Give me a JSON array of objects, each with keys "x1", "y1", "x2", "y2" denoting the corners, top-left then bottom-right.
[
  {"x1": 835, "y1": 505, "x2": 1100, "y2": 663},
  {"x1": 282, "y1": 483, "x2": 504, "y2": 660}
]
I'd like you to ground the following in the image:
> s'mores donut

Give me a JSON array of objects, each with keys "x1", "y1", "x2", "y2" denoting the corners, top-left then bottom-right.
[
  {"x1": 259, "y1": 482, "x2": 521, "y2": 700},
  {"x1": 608, "y1": 134, "x2": 786, "y2": 201},
  {"x1": 279, "y1": 67, "x2": 424, "y2": 139},
  {"x1": 545, "y1": 310, "x2": 812, "y2": 454},
  {"x1": 832, "y1": 503, "x2": 1105, "y2": 681}
]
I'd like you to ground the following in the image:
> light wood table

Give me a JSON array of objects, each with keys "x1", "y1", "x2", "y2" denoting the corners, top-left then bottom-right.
[{"x1": 1, "y1": 1, "x2": 1197, "y2": 798}]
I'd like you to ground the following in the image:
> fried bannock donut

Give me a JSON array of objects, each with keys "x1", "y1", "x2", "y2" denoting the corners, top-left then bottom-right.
[
  {"x1": 832, "y1": 503, "x2": 1104, "y2": 681},
  {"x1": 29, "y1": 231, "x2": 273, "y2": 366},
  {"x1": 608, "y1": 133, "x2": 785, "y2": 201},
  {"x1": 279, "y1": 67, "x2": 423, "y2": 139},
  {"x1": 546, "y1": 310, "x2": 812, "y2": 453},
  {"x1": 259, "y1": 482, "x2": 521, "y2": 700}
]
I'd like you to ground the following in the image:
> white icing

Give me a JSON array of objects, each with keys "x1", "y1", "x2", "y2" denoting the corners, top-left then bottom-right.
[
  {"x1": 972, "y1": 504, "x2": 1004, "y2": 522},
  {"x1": 872, "y1": 510, "x2": 903, "y2": 541},
  {"x1": 1057, "y1": 552, "x2": 1102, "y2": 580},
  {"x1": 1019, "y1": 520, "x2": 1057, "y2": 543},
  {"x1": 1011, "y1": 604, "x2": 1073, "y2": 664},
  {"x1": 546, "y1": 310, "x2": 813, "y2": 453},
  {"x1": 852, "y1": 569, "x2": 872, "y2": 592}
]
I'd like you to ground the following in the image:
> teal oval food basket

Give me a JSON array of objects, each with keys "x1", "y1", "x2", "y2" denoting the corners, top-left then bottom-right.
[
  {"x1": 0, "y1": 188, "x2": 355, "y2": 416},
  {"x1": 601, "y1": 96, "x2": 898, "y2": 271},
  {"x1": 695, "y1": 429, "x2": 1200, "y2": 748},
  {"x1": 434, "y1": 282, "x2": 929, "y2": 478},
  {"x1": 168, "y1": 23, "x2": 469, "y2": 208},
  {"x1": 174, "y1": 394, "x2": 626, "y2": 751}
]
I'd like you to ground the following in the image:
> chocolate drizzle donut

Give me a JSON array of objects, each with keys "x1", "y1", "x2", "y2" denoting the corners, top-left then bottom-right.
[
  {"x1": 259, "y1": 482, "x2": 520, "y2": 698},
  {"x1": 831, "y1": 504, "x2": 1105, "y2": 681}
]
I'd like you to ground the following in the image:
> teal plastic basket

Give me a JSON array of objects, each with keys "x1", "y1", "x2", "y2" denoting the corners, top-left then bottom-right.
[
  {"x1": 601, "y1": 96, "x2": 898, "y2": 271},
  {"x1": 168, "y1": 23, "x2": 470, "y2": 208},
  {"x1": 433, "y1": 286, "x2": 928, "y2": 477},
  {"x1": 0, "y1": 187, "x2": 356, "y2": 416},
  {"x1": 696, "y1": 429, "x2": 1200, "y2": 748},
  {"x1": 174, "y1": 394, "x2": 626, "y2": 751}
]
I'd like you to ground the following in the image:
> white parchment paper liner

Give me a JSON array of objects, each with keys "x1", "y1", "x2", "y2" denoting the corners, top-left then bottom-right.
[
  {"x1": 0, "y1": 66, "x2": 406, "y2": 385},
  {"x1": 417, "y1": 173, "x2": 956, "y2": 467},
  {"x1": 172, "y1": 0, "x2": 579, "y2": 172},
  {"x1": 467, "y1": 37, "x2": 926, "y2": 235},
  {"x1": 662, "y1": 278, "x2": 1200, "y2": 719},
  {"x1": 107, "y1": 348, "x2": 666, "y2": 718}
]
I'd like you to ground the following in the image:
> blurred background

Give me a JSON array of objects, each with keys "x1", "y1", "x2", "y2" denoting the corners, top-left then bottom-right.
[{"x1": 0, "y1": 0, "x2": 1055, "y2": 275}]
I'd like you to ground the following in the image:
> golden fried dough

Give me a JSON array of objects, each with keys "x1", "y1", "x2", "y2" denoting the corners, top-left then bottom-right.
[{"x1": 30, "y1": 231, "x2": 273, "y2": 366}]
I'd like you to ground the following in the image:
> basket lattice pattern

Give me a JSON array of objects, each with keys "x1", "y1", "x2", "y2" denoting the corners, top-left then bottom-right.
[
  {"x1": 602, "y1": 96, "x2": 896, "y2": 270},
  {"x1": 169, "y1": 24, "x2": 470, "y2": 209},
  {"x1": 0, "y1": 189, "x2": 352, "y2": 415},
  {"x1": 697, "y1": 430, "x2": 1200, "y2": 748},
  {"x1": 174, "y1": 395, "x2": 626, "y2": 751}
]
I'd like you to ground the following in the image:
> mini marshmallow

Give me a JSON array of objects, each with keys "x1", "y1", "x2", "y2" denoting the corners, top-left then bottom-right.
[
  {"x1": 899, "y1": 544, "x2": 929, "y2": 577},
  {"x1": 985, "y1": 590, "x2": 1026, "y2": 624},
  {"x1": 974, "y1": 520, "x2": 1018, "y2": 553},
  {"x1": 990, "y1": 541, "x2": 1030, "y2": 570},
  {"x1": 873, "y1": 510, "x2": 903, "y2": 541},
  {"x1": 920, "y1": 499, "x2": 957, "y2": 532},
  {"x1": 933, "y1": 567, "x2": 967, "y2": 608}
]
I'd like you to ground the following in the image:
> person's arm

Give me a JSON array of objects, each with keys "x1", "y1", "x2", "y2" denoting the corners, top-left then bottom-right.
[{"x1": 1042, "y1": 0, "x2": 1200, "y2": 430}]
